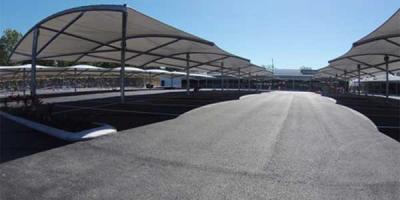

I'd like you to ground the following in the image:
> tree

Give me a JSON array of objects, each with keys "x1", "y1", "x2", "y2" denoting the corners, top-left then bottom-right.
[{"x1": 0, "y1": 29, "x2": 22, "y2": 65}]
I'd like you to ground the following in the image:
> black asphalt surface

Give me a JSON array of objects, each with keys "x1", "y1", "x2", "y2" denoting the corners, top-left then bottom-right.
[
  {"x1": 0, "y1": 116, "x2": 70, "y2": 163},
  {"x1": 0, "y1": 90, "x2": 257, "y2": 162},
  {"x1": 1, "y1": 91, "x2": 399, "y2": 199}
]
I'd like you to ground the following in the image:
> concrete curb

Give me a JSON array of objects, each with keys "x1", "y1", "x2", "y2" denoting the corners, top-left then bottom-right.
[{"x1": 0, "y1": 111, "x2": 117, "y2": 141}]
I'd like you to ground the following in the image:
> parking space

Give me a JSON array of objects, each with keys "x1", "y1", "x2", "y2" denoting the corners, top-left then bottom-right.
[{"x1": 0, "y1": 90, "x2": 260, "y2": 163}]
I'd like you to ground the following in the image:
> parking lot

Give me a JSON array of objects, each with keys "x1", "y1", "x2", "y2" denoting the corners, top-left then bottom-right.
[
  {"x1": 1, "y1": 90, "x2": 259, "y2": 163},
  {"x1": 1, "y1": 91, "x2": 399, "y2": 199}
]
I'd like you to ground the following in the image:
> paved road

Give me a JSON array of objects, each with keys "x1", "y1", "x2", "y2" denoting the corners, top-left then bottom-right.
[{"x1": 1, "y1": 91, "x2": 399, "y2": 199}]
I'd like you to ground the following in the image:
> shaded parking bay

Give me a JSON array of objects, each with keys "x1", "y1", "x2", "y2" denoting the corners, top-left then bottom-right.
[
  {"x1": 0, "y1": 90, "x2": 258, "y2": 163},
  {"x1": 1, "y1": 91, "x2": 399, "y2": 199}
]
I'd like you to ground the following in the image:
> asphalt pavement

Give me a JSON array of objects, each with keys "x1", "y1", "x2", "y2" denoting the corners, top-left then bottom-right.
[{"x1": 1, "y1": 91, "x2": 399, "y2": 199}]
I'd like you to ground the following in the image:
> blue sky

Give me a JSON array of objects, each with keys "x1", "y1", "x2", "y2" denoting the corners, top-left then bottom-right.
[{"x1": 1, "y1": 0, "x2": 399, "y2": 69}]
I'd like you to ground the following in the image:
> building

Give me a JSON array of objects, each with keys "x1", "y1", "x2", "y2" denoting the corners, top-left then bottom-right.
[{"x1": 271, "y1": 68, "x2": 318, "y2": 91}]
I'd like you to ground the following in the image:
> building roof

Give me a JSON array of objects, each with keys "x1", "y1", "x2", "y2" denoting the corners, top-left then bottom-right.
[{"x1": 274, "y1": 69, "x2": 316, "y2": 76}]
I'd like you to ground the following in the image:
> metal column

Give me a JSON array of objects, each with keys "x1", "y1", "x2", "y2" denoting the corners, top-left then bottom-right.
[
  {"x1": 22, "y1": 68, "x2": 26, "y2": 96},
  {"x1": 221, "y1": 62, "x2": 224, "y2": 92},
  {"x1": 357, "y1": 64, "x2": 361, "y2": 95},
  {"x1": 344, "y1": 70, "x2": 348, "y2": 93},
  {"x1": 74, "y1": 68, "x2": 77, "y2": 93},
  {"x1": 292, "y1": 79, "x2": 295, "y2": 90},
  {"x1": 384, "y1": 55, "x2": 389, "y2": 98},
  {"x1": 238, "y1": 68, "x2": 241, "y2": 91},
  {"x1": 120, "y1": 6, "x2": 127, "y2": 103},
  {"x1": 31, "y1": 28, "x2": 39, "y2": 97},
  {"x1": 335, "y1": 74, "x2": 338, "y2": 97},
  {"x1": 186, "y1": 53, "x2": 190, "y2": 95},
  {"x1": 248, "y1": 73, "x2": 251, "y2": 90}
]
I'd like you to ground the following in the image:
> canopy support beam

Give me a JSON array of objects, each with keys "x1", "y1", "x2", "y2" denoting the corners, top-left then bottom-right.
[
  {"x1": 334, "y1": 74, "x2": 339, "y2": 98},
  {"x1": 31, "y1": 28, "x2": 39, "y2": 98},
  {"x1": 125, "y1": 39, "x2": 180, "y2": 62},
  {"x1": 347, "y1": 57, "x2": 392, "y2": 75},
  {"x1": 74, "y1": 68, "x2": 77, "y2": 93},
  {"x1": 120, "y1": 6, "x2": 127, "y2": 103},
  {"x1": 188, "y1": 55, "x2": 230, "y2": 69},
  {"x1": 186, "y1": 53, "x2": 190, "y2": 95},
  {"x1": 40, "y1": 25, "x2": 121, "y2": 52},
  {"x1": 357, "y1": 64, "x2": 361, "y2": 95},
  {"x1": 384, "y1": 38, "x2": 400, "y2": 47},
  {"x1": 22, "y1": 68, "x2": 26, "y2": 96},
  {"x1": 384, "y1": 55, "x2": 389, "y2": 98},
  {"x1": 238, "y1": 68, "x2": 241, "y2": 91},
  {"x1": 221, "y1": 62, "x2": 224, "y2": 92},
  {"x1": 37, "y1": 12, "x2": 84, "y2": 56},
  {"x1": 248, "y1": 72, "x2": 251, "y2": 90}
]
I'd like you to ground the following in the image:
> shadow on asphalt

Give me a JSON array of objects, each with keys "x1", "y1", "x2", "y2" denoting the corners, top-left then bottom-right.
[{"x1": 0, "y1": 90, "x2": 260, "y2": 163}]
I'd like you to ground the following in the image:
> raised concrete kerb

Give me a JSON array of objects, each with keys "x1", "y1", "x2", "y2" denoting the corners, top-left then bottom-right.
[{"x1": 0, "y1": 111, "x2": 117, "y2": 141}]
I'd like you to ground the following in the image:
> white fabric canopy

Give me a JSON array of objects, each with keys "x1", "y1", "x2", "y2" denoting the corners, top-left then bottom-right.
[
  {"x1": 0, "y1": 64, "x2": 216, "y2": 79},
  {"x1": 354, "y1": 9, "x2": 400, "y2": 47},
  {"x1": 317, "y1": 9, "x2": 400, "y2": 79},
  {"x1": 9, "y1": 4, "x2": 260, "y2": 75}
]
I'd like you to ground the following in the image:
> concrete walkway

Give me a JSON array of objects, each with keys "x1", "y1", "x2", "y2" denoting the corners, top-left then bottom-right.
[{"x1": 1, "y1": 91, "x2": 399, "y2": 199}]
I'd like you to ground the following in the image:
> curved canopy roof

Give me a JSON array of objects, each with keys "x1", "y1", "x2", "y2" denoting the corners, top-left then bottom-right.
[
  {"x1": 9, "y1": 4, "x2": 259, "y2": 76},
  {"x1": 0, "y1": 64, "x2": 216, "y2": 80},
  {"x1": 317, "y1": 9, "x2": 400, "y2": 79},
  {"x1": 353, "y1": 9, "x2": 400, "y2": 47}
]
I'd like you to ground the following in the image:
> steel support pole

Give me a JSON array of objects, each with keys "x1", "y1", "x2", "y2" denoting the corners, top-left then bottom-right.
[
  {"x1": 31, "y1": 28, "x2": 39, "y2": 97},
  {"x1": 120, "y1": 6, "x2": 127, "y2": 103},
  {"x1": 270, "y1": 79, "x2": 272, "y2": 90},
  {"x1": 335, "y1": 74, "x2": 338, "y2": 97},
  {"x1": 148, "y1": 72, "x2": 151, "y2": 89},
  {"x1": 357, "y1": 64, "x2": 361, "y2": 95},
  {"x1": 248, "y1": 73, "x2": 251, "y2": 90},
  {"x1": 221, "y1": 62, "x2": 224, "y2": 92},
  {"x1": 22, "y1": 68, "x2": 26, "y2": 96},
  {"x1": 344, "y1": 70, "x2": 348, "y2": 93},
  {"x1": 292, "y1": 79, "x2": 295, "y2": 90},
  {"x1": 384, "y1": 55, "x2": 389, "y2": 98},
  {"x1": 186, "y1": 53, "x2": 190, "y2": 95},
  {"x1": 74, "y1": 68, "x2": 77, "y2": 93},
  {"x1": 238, "y1": 68, "x2": 241, "y2": 91}
]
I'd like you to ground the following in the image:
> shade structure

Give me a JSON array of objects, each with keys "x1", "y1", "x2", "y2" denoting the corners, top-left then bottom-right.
[
  {"x1": 9, "y1": 4, "x2": 252, "y2": 73},
  {"x1": 317, "y1": 9, "x2": 400, "y2": 79},
  {"x1": 353, "y1": 9, "x2": 400, "y2": 47},
  {"x1": 0, "y1": 65, "x2": 214, "y2": 80},
  {"x1": 360, "y1": 73, "x2": 400, "y2": 82},
  {"x1": 327, "y1": 41, "x2": 400, "y2": 79},
  {"x1": 205, "y1": 64, "x2": 272, "y2": 78},
  {"x1": 9, "y1": 4, "x2": 264, "y2": 99},
  {"x1": 0, "y1": 64, "x2": 109, "y2": 80}
]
